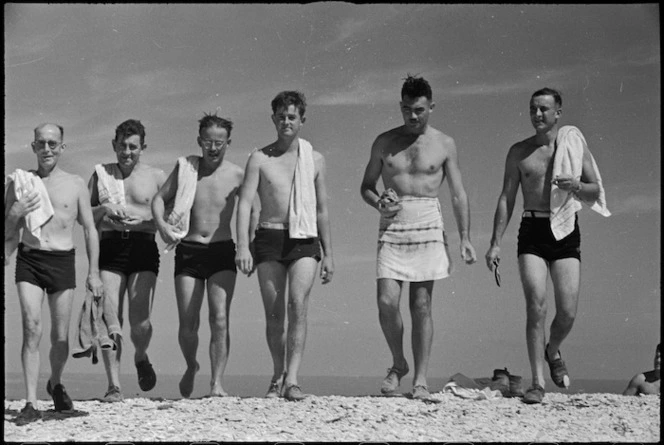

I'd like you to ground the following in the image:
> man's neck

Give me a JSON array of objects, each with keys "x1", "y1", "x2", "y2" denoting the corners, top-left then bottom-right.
[
  {"x1": 36, "y1": 165, "x2": 59, "y2": 178},
  {"x1": 534, "y1": 125, "x2": 559, "y2": 146},
  {"x1": 199, "y1": 157, "x2": 223, "y2": 176},
  {"x1": 117, "y1": 161, "x2": 139, "y2": 178}
]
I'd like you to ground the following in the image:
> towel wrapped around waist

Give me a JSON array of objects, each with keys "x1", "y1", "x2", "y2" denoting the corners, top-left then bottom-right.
[{"x1": 377, "y1": 196, "x2": 450, "y2": 282}]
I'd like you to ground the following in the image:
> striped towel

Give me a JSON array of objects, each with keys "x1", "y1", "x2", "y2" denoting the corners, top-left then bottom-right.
[
  {"x1": 550, "y1": 126, "x2": 610, "y2": 240},
  {"x1": 288, "y1": 138, "x2": 318, "y2": 239},
  {"x1": 95, "y1": 163, "x2": 126, "y2": 206}
]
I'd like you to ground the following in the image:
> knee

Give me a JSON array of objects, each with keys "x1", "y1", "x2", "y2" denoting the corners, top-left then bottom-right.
[
  {"x1": 409, "y1": 298, "x2": 431, "y2": 319},
  {"x1": 209, "y1": 312, "x2": 228, "y2": 332},
  {"x1": 287, "y1": 299, "x2": 307, "y2": 320},
  {"x1": 130, "y1": 319, "x2": 152, "y2": 339},
  {"x1": 525, "y1": 300, "x2": 547, "y2": 323},
  {"x1": 555, "y1": 307, "x2": 576, "y2": 325},
  {"x1": 377, "y1": 294, "x2": 399, "y2": 314},
  {"x1": 22, "y1": 319, "x2": 42, "y2": 346}
]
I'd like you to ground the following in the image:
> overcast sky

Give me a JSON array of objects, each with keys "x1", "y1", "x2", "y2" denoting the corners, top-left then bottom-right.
[{"x1": 4, "y1": 4, "x2": 660, "y2": 388}]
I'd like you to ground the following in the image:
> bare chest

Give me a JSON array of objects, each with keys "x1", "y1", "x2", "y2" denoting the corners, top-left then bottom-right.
[
  {"x1": 193, "y1": 173, "x2": 238, "y2": 210},
  {"x1": 519, "y1": 147, "x2": 554, "y2": 184},
  {"x1": 383, "y1": 144, "x2": 444, "y2": 175},
  {"x1": 123, "y1": 174, "x2": 159, "y2": 207}
]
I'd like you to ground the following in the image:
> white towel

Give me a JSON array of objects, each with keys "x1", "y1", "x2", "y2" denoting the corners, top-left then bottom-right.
[
  {"x1": 161, "y1": 156, "x2": 199, "y2": 252},
  {"x1": 550, "y1": 125, "x2": 610, "y2": 240},
  {"x1": 94, "y1": 163, "x2": 126, "y2": 206},
  {"x1": 4, "y1": 170, "x2": 55, "y2": 264},
  {"x1": 442, "y1": 381, "x2": 503, "y2": 400},
  {"x1": 288, "y1": 138, "x2": 317, "y2": 239}
]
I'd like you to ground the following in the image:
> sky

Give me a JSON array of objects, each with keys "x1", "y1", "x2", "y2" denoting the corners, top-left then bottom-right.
[{"x1": 4, "y1": 4, "x2": 660, "y2": 388}]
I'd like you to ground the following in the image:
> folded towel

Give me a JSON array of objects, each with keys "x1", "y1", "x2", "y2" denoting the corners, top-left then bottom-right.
[
  {"x1": 4, "y1": 169, "x2": 55, "y2": 264},
  {"x1": 94, "y1": 163, "x2": 126, "y2": 206},
  {"x1": 288, "y1": 138, "x2": 318, "y2": 239},
  {"x1": 72, "y1": 290, "x2": 122, "y2": 365},
  {"x1": 442, "y1": 381, "x2": 503, "y2": 400},
  {"x1": 161, "y1": 156, "x2": 199, "y2": 252},
  {"x1": 550, "y1": 125, "x2": 610, "y2": 240}
]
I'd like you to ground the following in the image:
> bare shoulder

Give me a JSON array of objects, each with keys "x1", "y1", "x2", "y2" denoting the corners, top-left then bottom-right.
[
  {"x1": 223, "y1": 160, "x2": 245, "y2": 180},
  {"x1": 508, "y1": 136, "x2": 536, "y2": 158},
  {"x1": 374, "y1": 127, "x2": 401, "y2": 146},
  {"x1": 428, "y1": 127, "x2": 455, "y2": 148},
  {"x1": 140, "y1": 163, "x2": 167, "y2": 180},
  {"x1": 59, "y1": 171, "x2": 87, "y2": 193}
]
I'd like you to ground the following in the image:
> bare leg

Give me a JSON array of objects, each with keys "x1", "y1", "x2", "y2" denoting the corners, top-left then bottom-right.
[
  {"x1": 175, "y1": 274, "x2": 205, "y2": 398},
  {"x1": 126, "y1": 271, "x2": 157, "y2": 364},
  {"x1": 377, "y1": 278, "x2": 408, "y2": 371},
  {"x1": 17, "y1": 282, "x2": 46, "y2": 406},
  {"x1": 547, "y1": 258, "x2": 580, "y2": 360},
  {"x1": 100, "y1": 271, "x2": 127, "y2": 392},
  {"x1": 409, "y1": 281, "x2": 433, "y2": 388},
  {"x1": 47, "y1": 289, "x2": 75, "y2": 387},
  {"x1": 283, "y1": 258, "x2": 318, "y2": 387},
  {"x1": 257, "y1": 261, "x2": 288, "y2": 383},
  {"x1": 207, "y1": 270, "x2": 236, "y2": 396},
  {"x1": 518, "y1": 254, "x2": 550, "y2": 389}
]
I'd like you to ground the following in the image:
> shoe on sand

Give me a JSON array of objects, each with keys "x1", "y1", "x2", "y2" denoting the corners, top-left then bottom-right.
[
  {"x1": 411, "y1": 385, "x2": 430, "y2": 400},
  {"x1": 522, "y1": 384, "x2": 545, "y2": 404},
  {"x1": 51, "y1": 383, "x2": 74, "y2": 411},
  {"x1": 16, "y1": 402, "x2": 42, "y2": 425},
  {"x1": 508, "y1": 375, "x2": 525, "y2": 398},
  {"x1": 489, "y1": 368, "x2": 511, "y2": 396},
  {"x1": 265, "y1": 380, "x2": 281, "y2": 399},
  {"x1": 136, "y1": 357, "x2": 157, "y2": 391},
  {"x1": 381, "y1": 363, "x2": 409, "y2": 395},
  {"x1": 283, "y1": 384, "x2": 308, "y2": 401},
  {"x1": 102, "y1": 385, "x2": 124, "y2": 403},
  {"x1": 545, "y1": 344, "x2": 570, "y2": 388}
]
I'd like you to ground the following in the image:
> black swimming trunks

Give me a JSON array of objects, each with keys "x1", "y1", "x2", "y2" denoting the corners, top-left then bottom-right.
[
  {"x1": 517, "y1": 214, "x2": 581, "y2": 262},
  {"x1": 253, "y1": 228, "x2": 321, "y2": 267},
  {"x1": 15, "y1": 243, "x2": 76, "y2": 293},
  {"x1": 644, "y1": 370, "x2": 660, "y2": 383},
  {"x1": 174, "y1": 239, "x2": 237, "y2": 279},
  {"x1": 99, "y1": 231, "x2": 160, "y2": 276}
]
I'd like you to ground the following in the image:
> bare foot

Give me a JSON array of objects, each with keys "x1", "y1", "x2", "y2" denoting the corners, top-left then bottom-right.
[
  {"x1": 179, "y1": 363, "x2": 200, "y2": 398},
  {"x1": 207, "y1": 387, "x2": 229, "y2": 397}
]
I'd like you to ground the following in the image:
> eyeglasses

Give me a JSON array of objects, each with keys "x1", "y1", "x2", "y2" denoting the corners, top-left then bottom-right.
[
  {"x1": 34, "y1": 140, "x2": 62, "y2": 149},
  {"x1": 493, "y1": 259, "x2": 501, "y2": 287},
  {"x1": 200, "y1": 139, "x2": 227, "y2": 149}
]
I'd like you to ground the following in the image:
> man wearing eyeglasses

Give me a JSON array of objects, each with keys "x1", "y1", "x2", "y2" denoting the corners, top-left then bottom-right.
[
  {"x1": 88, "y1": 119, "x2": 166, "y2": 402},
  {"x1": 152, "y1": 113, "x2": 250, "y2": 398},
  {"x1": 5, "y1": 123, "x2": 104, "y2": 423}
]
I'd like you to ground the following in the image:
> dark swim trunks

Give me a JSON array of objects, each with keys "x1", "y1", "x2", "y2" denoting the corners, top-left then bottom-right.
[
  {"x1": 253, "y1": 228, "x2": 321, "y2": 267},
  {"x1": 644, "y1": 370, "x2": 660, "y2": 383},
  {"x1": 517, "y1": 213, "x2": 581, "y2": 262},
  {"x1": 15, "y1": 243, "x2": 76, "y2": 293},
  {"x1": 99, "y1": 231, "x2": 160, "y2": 276},
  {"x1": 174, "y1": 239, "x2": 237, "y2": 279}
]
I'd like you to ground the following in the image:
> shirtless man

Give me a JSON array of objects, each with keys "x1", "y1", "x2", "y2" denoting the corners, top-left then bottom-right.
[
  {"x1": 623, "y1": 344, "x2": 660, "y2": 396},
  {"x1": 485, "y1": 88, "x2": 603, "y2": 404},
  {"x1": 5, "y1": 123, "x2": 104, "y2": 423},
  {"x1": 152, "y1": 113, "x2": 247, "y2": 398},
  {"x1": 235, "y1": 91, "x2": 334, "y2": 401},
  {"x1": 88, "y1": 119, "x2": 166, "y2": 402},
  {"x1": 360, "y1": 75, "x2": 476, "y2": 400}
]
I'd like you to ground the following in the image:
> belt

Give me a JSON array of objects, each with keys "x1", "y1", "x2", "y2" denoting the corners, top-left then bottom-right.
[
  {"x1": 258, "y1": 221, "x2": 289, "y2": 230},
  {"x1": 101, "y1": 231, "x2": 155, "y2": 241},
  {"x1": 522, "y1": 210, "x2": 551, "y2": 218}
]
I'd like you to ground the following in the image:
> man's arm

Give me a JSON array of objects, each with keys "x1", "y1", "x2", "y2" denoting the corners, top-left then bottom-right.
[
  {"x1": 235, "y1": 153, "x2": 261, "y2": 275},
  {"x1": 623, "y1": 373, "x2": 646, "y2": 396},
  {"x1": 151, "y1": 164, "x2": 179, "y2": 244},
  {"x1": 360, "y1": 135, "x2": 401, "y2": 217},
  {"x1": 314, "y1": 152, "x2": 334, "y2": 284},
  {"x1": 485, "y1": 145, "x2": 521, "y2": 271},
  {"x1": 76, "y1": 178, "x2": 103, "y2": 296},
  {"x1": 554, "y1": 144, "x2": 601, "y2": 202},
  {"x1": 4, "y1": 181, "x2": 39, "y2": 242},
  {"x1": 443, "y1": 137, "x2": 476, "y2": 264}
]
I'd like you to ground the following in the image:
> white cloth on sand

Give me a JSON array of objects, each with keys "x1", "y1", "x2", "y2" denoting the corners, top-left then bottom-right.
[
  {"x1": 550, "y1": 125, "x2": 610, "y2": 240},
  {"x1": 442, "y1": 381, "x2": 503, "y2": 400},
  {"x1": 160, "y1": 155, "x2": 199, "y2": 252},
  {"x1": 4, "y1": 169, "x2": 55, "y2": 264},
  {"x1": 94, "y1": 163, "x2": 126, "y2": 207},
  {"x1": 288, "y1": 138, "x2": 318, "y2": 239},
  {"x1": 377, "y1": 196, "x2": 450, "y2": 282}
]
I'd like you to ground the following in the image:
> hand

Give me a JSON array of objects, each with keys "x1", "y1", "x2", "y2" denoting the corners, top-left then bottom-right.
[
  {"x1": 104, "y1": 203, "x2": 129, "y2": 221},
  {"x1": 119, "y1": 215, "x2": 144, "y2": 226},
  {"x1": 377, "y1": 200, "x2": 402, "y2": 218},
  {"x1": 460, "y1": 239, "x2": 477, "y2": 264},
  {"x1": 552, "y1": 175, "x2": 581, "y2": 193},
  {"x1": 320, "y1": 256, "x2": 334, "y2": 284},
  {"x1": 485, "y1": 245, "x2": 500, "y2": 271},
  {"x1": 86, "y1": 272, "x2": 104, "y2": 297},
  {"x1": 235, "y1": 245, "x2": 254, "y2": 276},
  {"x1": 155, "y1": 222, "x2": 180, "y2": 245},
  {"x1": 10, "y1": 190, "x2": 41, "y2": 218}
]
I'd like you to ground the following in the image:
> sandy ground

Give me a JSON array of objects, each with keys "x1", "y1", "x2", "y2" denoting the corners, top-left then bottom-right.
[{"x1": 4, "y1": 392, "x2": 660, "y2": 442}]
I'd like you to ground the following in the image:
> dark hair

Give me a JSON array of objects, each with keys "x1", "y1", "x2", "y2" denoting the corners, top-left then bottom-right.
[
  {"x1": 401, "y1": 74, "x2": 432, "y2": 101},
  {"x1": 532, "y1": 87, "x2": 562, "y2": 108},
  {"x1": 34, "y1": 123, "x2": 64, "y2": 140},
  {"x1": 198, "y1": 113, "x2": 233, "y2": 137},
  {"x1": 271, "y1": 91, "x2": 307, "y2": 117},
  {"x1": 114, "y1": 119, "x2": 146, "y2": 145}
]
